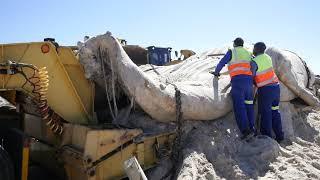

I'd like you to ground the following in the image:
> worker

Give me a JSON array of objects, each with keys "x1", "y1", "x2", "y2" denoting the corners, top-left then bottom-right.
[
  {"x1": 211, "y1": 38, "x2": 255, "y2": 140},
  {"x1": 251, "y1": 42, "x2": 284, "y2": 143}
]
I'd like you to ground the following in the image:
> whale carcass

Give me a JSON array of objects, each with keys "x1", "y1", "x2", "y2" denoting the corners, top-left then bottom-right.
[{"x1": 78, "y1": 32, "x2": 319, "y2": 123}]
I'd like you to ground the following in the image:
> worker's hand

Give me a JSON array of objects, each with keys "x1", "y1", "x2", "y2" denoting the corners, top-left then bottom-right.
[{"x1": 210, "y1": 71, "x2": 220, "y2": 77}]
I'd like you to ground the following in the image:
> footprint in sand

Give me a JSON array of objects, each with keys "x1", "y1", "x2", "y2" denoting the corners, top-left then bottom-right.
[
  {"x1": 278, "y1": 165, "x2": 287, "y2": 171},
  {"x1": 311, "y1": 161, "x2": 320, "y2": 170}
]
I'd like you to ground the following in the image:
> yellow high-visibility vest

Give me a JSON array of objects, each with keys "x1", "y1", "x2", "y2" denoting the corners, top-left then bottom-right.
[
  {"x1": 253, "y1": 53, "x2": 279, "y2": 87},
  {"x1": 227, "y1": 47, "x2": 252, "y2": 78}
]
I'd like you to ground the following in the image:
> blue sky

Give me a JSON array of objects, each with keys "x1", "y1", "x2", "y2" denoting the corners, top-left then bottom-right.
[{"x1": 2, "y1": 0, "x2": 320, "y2": 73}]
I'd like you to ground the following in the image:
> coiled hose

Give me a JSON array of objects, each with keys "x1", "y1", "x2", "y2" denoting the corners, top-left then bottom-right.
[{"x1": 23, "y1": 67, "x2": 64, "y2": 134}]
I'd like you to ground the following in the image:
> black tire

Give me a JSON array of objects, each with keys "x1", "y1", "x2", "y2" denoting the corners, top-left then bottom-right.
[
  {"x1": 0, "y1": 146, "x2": 15, "y2": 180},
  {"x1": 28, "y1": 165, "x2": 63, "y2": 180}
]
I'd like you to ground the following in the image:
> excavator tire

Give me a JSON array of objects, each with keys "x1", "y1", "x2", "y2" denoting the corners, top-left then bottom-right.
[{"x1": 0, "y1": 146, "x2": 15, "y2": 180}]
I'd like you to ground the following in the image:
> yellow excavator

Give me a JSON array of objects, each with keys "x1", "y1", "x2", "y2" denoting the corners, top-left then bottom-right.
[{"x1": 0, "y1": 38, "x2": 174, "y2": 180}]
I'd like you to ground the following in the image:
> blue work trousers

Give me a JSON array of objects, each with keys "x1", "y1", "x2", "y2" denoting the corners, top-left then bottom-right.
[
  {"x1": 258, "y1": 84, "x2": 284, "y2": 141},
  {"x1": 231, "y1": 76, "x2": 255, "y2": 134}
]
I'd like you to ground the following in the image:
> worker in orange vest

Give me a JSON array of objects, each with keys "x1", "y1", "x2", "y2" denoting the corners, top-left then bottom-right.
[
  {"x1": 251, "y1": 42, "x2": 284, "y2": 142},
  {"x1": 212, "y1": 38, "x2": 255, "y2": 140}
]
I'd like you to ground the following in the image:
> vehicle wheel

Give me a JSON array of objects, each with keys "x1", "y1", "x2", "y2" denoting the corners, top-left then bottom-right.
[
  {"x1": 28, "y1": 165, "x2": 63, "y2": 180},
  {"x1": 0, "y1": 146, "x2": 15, "y2": 180}
]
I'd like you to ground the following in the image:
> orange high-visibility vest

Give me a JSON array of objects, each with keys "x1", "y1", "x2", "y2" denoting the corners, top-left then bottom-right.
[
  {"x1": 227, "y1": 47, "x2": 252, "y2": 78},
  {"x1": 253, "y1": 53, "x2": 279, "y2": 87}
]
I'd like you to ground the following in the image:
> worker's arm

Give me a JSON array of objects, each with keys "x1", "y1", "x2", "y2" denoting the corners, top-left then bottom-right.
[
  {"x1": 250, "y1": 61, "x2": 257, "y2": 77},
  {"x1": 251, "y1": 61, "x2": 258, "y2": 86},
  {"x1": 251, "y1": 60, "x2": 258, "y2": 98},
  {"x1": 213, "y1": 50, "x2": 232, "y2": 76}
]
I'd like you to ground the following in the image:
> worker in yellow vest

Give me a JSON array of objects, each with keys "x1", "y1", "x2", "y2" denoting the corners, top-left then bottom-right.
[
  {"x1": 212, "y1": 38, "x2": 255, "y2": 140},
  {"x1": 252, "y1": 42, "x2": 284, "y2": 143}
]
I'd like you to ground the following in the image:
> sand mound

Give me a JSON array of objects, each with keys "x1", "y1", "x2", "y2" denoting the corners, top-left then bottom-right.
[{"x1": 147, "y1": 103, "x2": 320, "y2": 179}]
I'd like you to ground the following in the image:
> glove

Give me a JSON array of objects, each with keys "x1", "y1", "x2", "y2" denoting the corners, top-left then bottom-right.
[{"x1": 210, "y1": 71, "x2": 220, "y2": 77}]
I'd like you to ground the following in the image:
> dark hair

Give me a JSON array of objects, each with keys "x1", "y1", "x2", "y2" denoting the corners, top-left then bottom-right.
[
  {"x1": 233, "y1": 37, "x2": 244, "y2": 47},
  {"x1": 253, "y1": 42, "x2": 266, "y2": 55}
]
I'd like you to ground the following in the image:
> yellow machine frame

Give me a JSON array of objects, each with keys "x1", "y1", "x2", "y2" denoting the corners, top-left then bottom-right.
[
  {"x1": 0, "y1": 42, "x2": 94, "y2": 124},
  {"x1": 0, "y1": 41, "x2": 175, "y2": 180}
]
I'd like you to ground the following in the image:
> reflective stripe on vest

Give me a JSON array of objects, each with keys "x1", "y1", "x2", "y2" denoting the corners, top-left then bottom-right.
[
  {"x1": 227, "y1": 47, "x2": 252, "y2": 78},
  {"x1": 253, "y1": 54, "x2": 279, "y2": 87}
]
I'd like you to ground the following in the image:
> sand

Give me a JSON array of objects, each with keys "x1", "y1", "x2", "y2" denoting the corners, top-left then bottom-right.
[{"x1": 146, "y1": 102, "x2": 320, "y2": 180}]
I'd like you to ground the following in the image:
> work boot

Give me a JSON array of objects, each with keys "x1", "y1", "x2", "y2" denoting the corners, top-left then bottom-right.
[
  {"x1": 240, "y1": 130, "x2": 255, "y2": 142},
  {"x1": 278, "y1": 138, "x2": 293, "y2": 147}
]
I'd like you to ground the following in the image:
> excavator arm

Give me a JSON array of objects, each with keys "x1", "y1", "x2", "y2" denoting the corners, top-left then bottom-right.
[{"x1": 0, "y1": 42, "x2": 95, "y2": 134}]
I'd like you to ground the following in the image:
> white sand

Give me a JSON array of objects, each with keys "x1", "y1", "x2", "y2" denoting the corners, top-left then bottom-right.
[{"x1": 147, "y1": 103, "x2": 320, "y2": 180}]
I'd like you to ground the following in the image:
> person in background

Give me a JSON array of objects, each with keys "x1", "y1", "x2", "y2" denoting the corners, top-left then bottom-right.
[
  {"x1": 251, "y1": 42, "x2": 284, "y2": 143},
  {"x1": 211, "y1": 38, "x2": 255, "y2": 140}
]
